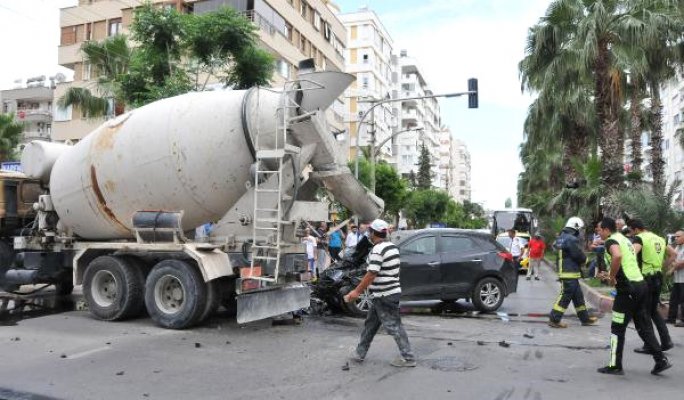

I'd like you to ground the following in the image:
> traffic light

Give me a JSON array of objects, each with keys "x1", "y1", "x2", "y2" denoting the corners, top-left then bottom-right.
[{"x1": 468, "y1": 78, "x2": 478, "y2": 109}]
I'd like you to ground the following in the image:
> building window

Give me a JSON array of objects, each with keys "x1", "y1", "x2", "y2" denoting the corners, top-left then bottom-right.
[
  {"x1": 83, "y1": 63, "x2": 92, "y2": 80},
  {"x1": 362, "y1": 53, "x2": 369, "y2": 64},
  {"x1": 314, "y1": 11, "x2": 321, "y2": 31},
  {"x1": 324, "y1": 22, "x2": 331, "y2": 40},
  {"x1": 300, "y1": 1, "x2": 308, "y2": 19},
  {"x1": 86, "y1": 23, "x2": 93, "y2": 41},
  {"x1": 61, "y1": 26, "x2": 77, "y2": 45},
  {"x1": 286, "y1": 22, "x2": 292, "y2": 41},
  {"x1": 362, "y1": 76, "x2": 369, "y2": 89},
  {"x1": 108, "y1": 18, "x2": 122, "y2": 36},
  {"x1": 276, "y1": 59, "x2": 290, "y2": 79}
]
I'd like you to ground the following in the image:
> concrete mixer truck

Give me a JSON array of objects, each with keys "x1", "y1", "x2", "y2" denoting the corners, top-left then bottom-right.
[{"x1": 0, "y1": 68, "x2": 383, "y2": 329}]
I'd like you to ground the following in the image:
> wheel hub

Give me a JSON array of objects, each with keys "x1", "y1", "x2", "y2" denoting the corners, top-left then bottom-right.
[
  {"x1": 155, "y1": 275, "x2": 185, "y2": 314},
  {"x1": 92, "y1": 270, "x2": 118, "y2": 307}
]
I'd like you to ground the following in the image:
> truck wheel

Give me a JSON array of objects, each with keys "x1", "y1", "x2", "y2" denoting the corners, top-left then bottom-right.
[
  {"x1": 145, "y1": 259, "x2": 207, "y2": 329},
  {"x1": 472, "y1": 277, "x2": 505, "y2": 313},
  {"x1": 83, "y1": 256, "x2": 145, "y2": 321},
  {"x1": 340, "y1": 286, "x2": 371, "y2": 318},
  {"x1": 196, "y1": 279, "x2": 220, "y2": 325}
]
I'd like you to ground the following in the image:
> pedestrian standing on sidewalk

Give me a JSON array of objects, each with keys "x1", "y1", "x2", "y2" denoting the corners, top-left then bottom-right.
[
  {"x1": 667, "y1": 230, "x2": 684, "y2": 327},
  {"x1": 596, "y1": 217, "x2": 671, "y2": 376},
  {"x1": 315, "y1": 221, "x2": 329, "y2": 275},
  {"x1": 328, "y1": 226, "x2": 344, "y2": 263},
  {"x1": 302, "y1": 228, "x2": 317, "y2": 279},
  {"x1": 345, "y1": 224, "x2": 360, "y2": 250},
  {"x1": 344, "y1": 219, "x2": 415, "y2": 368},
  {"x1": 548, "y1": 217, "x2": 598, "y2": 328},
  {"x1": 526, "y1": 233, "x2": 545, "y2": 281},
  {"x1": 508, "y1": 229, "x2": 524, "y2": 271},
  {"x1": 628, "y1": 219, "x2": 675, "y2": 354}
]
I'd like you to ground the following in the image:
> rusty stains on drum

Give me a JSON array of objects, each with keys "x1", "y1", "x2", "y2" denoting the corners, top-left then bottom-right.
[{"x1": 90, "y1": 165, "x2": 130, "y2": 235}]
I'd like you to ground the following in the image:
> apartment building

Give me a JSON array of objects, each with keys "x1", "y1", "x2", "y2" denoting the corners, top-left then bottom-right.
[
  {"x1": 338, "y1": 7, "x2": 394, "y2": 161},
  {"x1": 55, "y1": 0, "x2": 347, "y2": 141},
  {"x1": 1, "y1": 76, "x2": 57, "y2": 145},
  {"x1": 392, "y1": 50, "x2": 442, "y2": 187},
  {"x1": 451, "y1": 137, "x2": 472, "y2": 203},
  {"x1": 660, "y1": 77, "x2": 684, "y2": 210}
]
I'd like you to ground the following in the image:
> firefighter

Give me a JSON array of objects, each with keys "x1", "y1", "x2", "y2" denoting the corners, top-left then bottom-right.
[
  {"x1": 628, "y1": 219, "x2": 675, "y2": 354},
  {"x1": 596, "y1": 217, "x2": 671, "y2": 375},
  {"x1": 548, "y1": 217, "x2": 598, "y2": 328}
]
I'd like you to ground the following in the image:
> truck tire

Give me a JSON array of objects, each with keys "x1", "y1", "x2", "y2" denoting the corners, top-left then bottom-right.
[
  {"x1": 196, "y1": 279, "x2": 220, "y2": 325},
  {"x1": 472, "y1": 277, "x2": 505, "y2": 313},
  {"x1": 145, "y1": 259, "x2": 207, "y2": 329},
  {"x1": 340, "y1": 285, "x2": 372, "y2": 318},
  {"x1": 83, "y1": 256, "x2": 145, "y2": 321}
]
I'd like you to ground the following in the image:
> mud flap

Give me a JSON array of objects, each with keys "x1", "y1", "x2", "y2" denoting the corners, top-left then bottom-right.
[{"x1": 236, "y1": 284, "x2": 310, "y2": 324}]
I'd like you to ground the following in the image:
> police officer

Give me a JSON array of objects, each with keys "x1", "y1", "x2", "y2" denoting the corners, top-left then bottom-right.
[
  {"x1": 548, "y1": 217, "x2": 598, "y2": 328},
  {"x1": 596, "y1": 217, "x2": 671, "y2": 375},
  {"x1": 628, "y1": 219, "x2": 674, "y2": 354}
]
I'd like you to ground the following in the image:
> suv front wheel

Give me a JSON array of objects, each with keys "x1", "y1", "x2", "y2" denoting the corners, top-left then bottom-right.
[{"x1": 472, "y1": 277, "x2": 505, "y2": 312}]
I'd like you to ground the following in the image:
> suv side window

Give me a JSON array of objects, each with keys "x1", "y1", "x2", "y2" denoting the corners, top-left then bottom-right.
[
  {"x1": 440, "y1": 235, "x2": 479, "y2": 253},
  {"x1": 401, "y1": 236, "x2": 437, "y2": 255}
]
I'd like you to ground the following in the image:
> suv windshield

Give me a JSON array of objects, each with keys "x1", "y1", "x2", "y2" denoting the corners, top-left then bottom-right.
[{"x1": 493, "y1": 211, "x2": 532, "y2": 234}]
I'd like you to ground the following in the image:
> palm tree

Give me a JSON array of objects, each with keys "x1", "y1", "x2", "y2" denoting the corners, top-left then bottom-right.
[
  {"x1": 522, "y1": 0, "x2": 681, "y2": 194},
  {"x1": 58, "y1": 35, "x2": 131, "y2": 118},
  {"x1": 0, "y1": 113, "x2": 23, "y2": 161}
]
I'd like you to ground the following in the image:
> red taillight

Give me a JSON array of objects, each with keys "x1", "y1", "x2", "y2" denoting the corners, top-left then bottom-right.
[{"x1": 498, "y1": 251, "x2": 513, "y2": 262}]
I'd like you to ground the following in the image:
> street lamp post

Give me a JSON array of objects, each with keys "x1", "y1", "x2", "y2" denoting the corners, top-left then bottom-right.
[
  {"x1": 354, "y1": 88, "x2": 477, "y2": 191},
  {"x1": 370, "y1": 127, "x2": 424, "y2": 192}
]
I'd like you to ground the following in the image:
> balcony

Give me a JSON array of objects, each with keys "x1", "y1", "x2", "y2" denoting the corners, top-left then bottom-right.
[{"x1": 15, "y1": 108, "x2": 52, "y2": 123}]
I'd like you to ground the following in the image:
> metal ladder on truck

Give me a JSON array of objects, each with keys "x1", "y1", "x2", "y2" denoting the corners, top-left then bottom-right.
[
  {"x1": 249, "y1": 84, "x2": 301, "y2": 283},
  {"x1": 249, "y1": 81, "x2": 325, "y2": 284}
]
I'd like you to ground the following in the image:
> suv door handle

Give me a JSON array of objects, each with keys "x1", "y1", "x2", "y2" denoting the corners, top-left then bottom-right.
[
  {"x1": 470, "y1": 259, "x2": 482, "y2": 262},
  {"x1": 427, "y1": 261, "x2": 440, "y2": 267}
]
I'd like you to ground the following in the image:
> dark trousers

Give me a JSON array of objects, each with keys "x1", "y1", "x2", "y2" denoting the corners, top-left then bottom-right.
[
  {"x1": 329, "y1": 247, "x2": 342, "y2": 262},
  {"x1": 549, "y1": 279, "x2": 590, "y2": 323},
  {"x1": 667, "y1": 282, "x2": 684, "y2": 321},
  {"x1": 356, "y1": 293, "x2": 414, "y2": 361},
  {"x1": 609, "y1": 282, "x2": 664, "y2": 369},
  {"x1": 643, "y1": 274, "x2": 671, "y2": 347}
]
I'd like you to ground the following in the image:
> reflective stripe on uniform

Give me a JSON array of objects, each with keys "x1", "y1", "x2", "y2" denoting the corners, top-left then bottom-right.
[
  {"x1": 609, "y1": 334, "x2": 618, "y2": 367},
  {"x1": 612, "y1": 311, "x2": 625, "y2": 324},
  {"x1": 553, "y1": 304, "x2": 566, "y2": 313},
  {"x1": 559, "y1": 272, "x2": 581, "y2": 279},
  {"x1": 576, "y1": 304, "x2": 587, "y2": 312}
]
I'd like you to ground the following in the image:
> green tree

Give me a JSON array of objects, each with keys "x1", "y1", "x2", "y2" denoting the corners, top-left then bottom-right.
[
  {"x1": 404, "y1": 189, "x2": 450, "y2": 228},
  {"x1": 520, "y1": 0, "x2": 682, "y2": 194},
  {"x1": 374, "y1": 161, "x2": 408, "y2": 219},
  {"x1": 58, "y1": 35, "x2": 131, "y2": 118},
  {"x1": 0, "y1": 113, "x2": 23, "y2": 161},
  {"x1": 613, "y1": 183, "x2": 684, "y2": 236},
  {"x1": 416, "y1": 143, "x2": 432, "y2": 189}
]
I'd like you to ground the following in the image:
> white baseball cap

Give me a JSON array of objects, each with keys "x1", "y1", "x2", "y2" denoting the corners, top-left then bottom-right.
[{"x1": 370, "y1": 219, "x2": 389, "y2": 233}]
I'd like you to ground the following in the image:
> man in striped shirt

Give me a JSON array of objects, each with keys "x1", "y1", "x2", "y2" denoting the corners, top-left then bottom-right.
[{"x1": 344, "y1": 219, "x2": 415, "y2": 367}]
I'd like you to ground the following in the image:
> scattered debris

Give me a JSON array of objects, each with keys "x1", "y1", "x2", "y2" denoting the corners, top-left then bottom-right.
[
  {"x1": 60, "y1": 354, "x2": 67, "y2": 359},
  {"x1": 153, "y1": 369, "x2": 162, "y2": 374},
  {"x1": 225, "y1": 341, "x2": 231, "y2": 345},
  {"x1": 143, "y1": 394, "x2": 149, "y2": 398},
  {"x1": 341, "y1": 362, "x2": 350, "y2": 371},
  {"x1": 105, "y1": 342, "x2": 111, "y2": 345},
  {"x1": 194, "y1": 342, "x2": 201, "y2": 348},
  {"x1": 10, "y1": 337, "x2": 20, "y2": 341},
  {"x1": 115, "y1": 371, "x2": 125, "y2": 376},
  {"x1": 498, "y1": 340, "x2": 511, "y2": 348},
  {"x1": 523, "y1": 333, "x2": 534, "y2": 339},
  {"x1": 477, "y1": 341, "x2": 486, "y2": 346},
  {"x1": 447, "y1": 342, "x2": 453, "y2": 346}
]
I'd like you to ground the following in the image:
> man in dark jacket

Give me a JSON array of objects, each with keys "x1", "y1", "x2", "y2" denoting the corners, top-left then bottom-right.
[{"x1": 548, "y1": 217, "x2": 598, "y2": 328}]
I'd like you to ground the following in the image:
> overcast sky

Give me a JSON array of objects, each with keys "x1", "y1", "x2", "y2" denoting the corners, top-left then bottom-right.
[{"x1": 0, "y1": 0, "x2": 551, "y2": 210}]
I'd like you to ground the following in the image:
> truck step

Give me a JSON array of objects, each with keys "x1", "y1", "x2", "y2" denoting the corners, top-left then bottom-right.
[
  {"x1": 255, "y1": 189, "x2": 280, "y2": 193},
  {"x1": 252, "y1": 255, "x2": 279, "y2": 261},
  {"x1": 256, "y1": 144, "x2": 300, "y2": 159}
]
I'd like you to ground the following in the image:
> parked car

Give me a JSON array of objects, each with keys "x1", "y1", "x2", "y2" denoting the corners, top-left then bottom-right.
[{"x1": 317, "y1": 229, "x2": 518, "y2": 317}]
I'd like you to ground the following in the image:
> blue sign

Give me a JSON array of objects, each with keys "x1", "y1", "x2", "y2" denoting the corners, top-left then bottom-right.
[
  {"x1": 1, "y1": 162, "x2": 22, "y2": 172},
  {"x1": 430, "y1": 222, "x2": 447, "y2": 228}
]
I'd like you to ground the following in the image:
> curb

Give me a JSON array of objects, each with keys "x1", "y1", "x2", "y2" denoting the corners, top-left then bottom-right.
[{"x1": 542, "y1": 260, "x2": 614, "y2": 313}]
